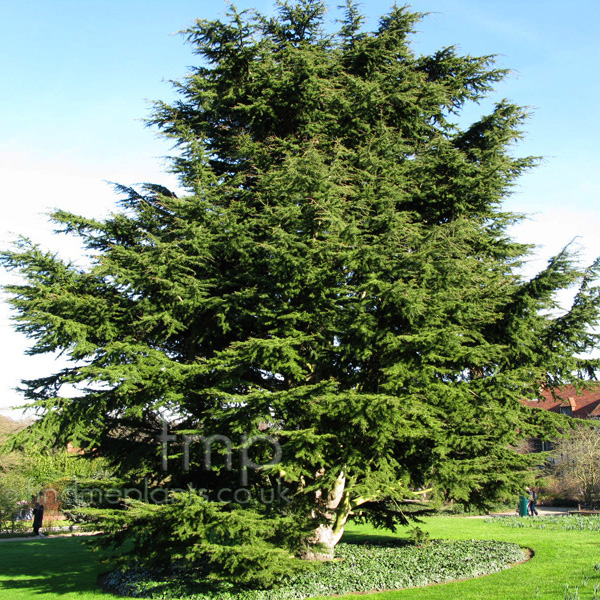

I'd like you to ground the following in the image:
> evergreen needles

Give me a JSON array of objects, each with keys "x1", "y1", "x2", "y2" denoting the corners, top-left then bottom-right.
[{"x1": 2, "y1": 0, "x2": 600, "y2": 581}]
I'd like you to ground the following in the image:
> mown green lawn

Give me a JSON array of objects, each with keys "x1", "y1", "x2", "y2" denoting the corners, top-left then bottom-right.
[
  {"x1": 1, "y1": 518, "x2": 599, "y2": 599},
  {"x1": 0, "y1": 535, "x2": 111, "y2": 600}
]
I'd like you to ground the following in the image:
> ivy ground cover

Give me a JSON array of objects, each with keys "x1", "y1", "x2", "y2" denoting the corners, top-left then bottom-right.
[{"x1": 106, "y1": 539, "x2": 524, "y2": 599}]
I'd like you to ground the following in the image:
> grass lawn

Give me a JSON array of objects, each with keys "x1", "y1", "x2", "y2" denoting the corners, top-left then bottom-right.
[
  {"x1": 0, "y1": 535, "x2": 112, "y2": 600},
  {"x1": 1, "y1": 518, "x2": 600, "y2": 599}
]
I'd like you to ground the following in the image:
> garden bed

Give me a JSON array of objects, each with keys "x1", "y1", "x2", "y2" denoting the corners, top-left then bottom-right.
[
  {"x1": 488, "y1": 514, "x2": 600, "y2": 531},
  {"x1": 102, "y1": 539, "x2": 527, "y2": 600}
]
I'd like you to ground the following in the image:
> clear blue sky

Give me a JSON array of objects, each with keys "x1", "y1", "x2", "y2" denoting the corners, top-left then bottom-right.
[{"x1": 1, "y1": 0, "x2": 599, "y2": 416}]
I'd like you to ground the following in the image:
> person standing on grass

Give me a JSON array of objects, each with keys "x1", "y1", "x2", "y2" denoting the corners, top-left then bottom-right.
[
  {"x1": 32, "y1": 502, "x2": 44, "y2": 536},
  {"x1": 528, "y1": 488, "x2": 539, "y2": 517}
]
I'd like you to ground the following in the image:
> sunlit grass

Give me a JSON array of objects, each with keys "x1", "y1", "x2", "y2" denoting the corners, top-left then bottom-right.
[
  {"x1": 1, "y1": 517, "x2": 600, "y2": 599},
  {"x1": 0, "y1": 536, "x2": 111, "y2": 600}
]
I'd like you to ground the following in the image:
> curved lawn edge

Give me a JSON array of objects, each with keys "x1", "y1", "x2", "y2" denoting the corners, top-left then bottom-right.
[
  {"x1": 398, "y1": 546, "x2": 533, "y2": 591},
  {"x1": 269, "y1": 546, "x2": 536, "y2": 599},
  {"x1": 101, "y1": 539, "x2": 529, "y2": 599}
]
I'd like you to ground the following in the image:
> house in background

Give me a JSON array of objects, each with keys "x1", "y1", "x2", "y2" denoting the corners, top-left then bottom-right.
[
  {"x1": 520, "y1": 385, "x2": 600, "y2": 453},
  {"x1": 521, "y1": 385, "x2": 600, "y2": 420}
]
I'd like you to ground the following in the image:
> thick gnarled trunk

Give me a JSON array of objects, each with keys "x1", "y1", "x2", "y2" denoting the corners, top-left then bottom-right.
[
  {"x1": 303, "y1": 520, "x2": 347, "y2": 560},
  {"x1": 301, "y1": 470, "x2": 353, "y2": 561}
]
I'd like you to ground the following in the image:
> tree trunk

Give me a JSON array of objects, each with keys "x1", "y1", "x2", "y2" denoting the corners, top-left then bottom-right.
[
  {"x1": 302, "y1": 520, "x2": 347, "y2": 560},
  {"x1": 301, "y1": 470, "x2": 351, "y2": 561}
]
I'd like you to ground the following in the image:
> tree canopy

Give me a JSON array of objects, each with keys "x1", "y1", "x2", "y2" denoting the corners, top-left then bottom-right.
[{"x1": 3, "y1": 0, "x2": 600, "y2": 570}]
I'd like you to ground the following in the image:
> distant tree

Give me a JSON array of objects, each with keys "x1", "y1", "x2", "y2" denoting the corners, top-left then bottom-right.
[
  {"x1": 2, "y1": 0, "x2": 600, "y2": 572},
  {"x1": 0, "y1": 416, "x2": 28, "y2": 475},
  {"x1": 553, "y1": 423, "x2": 600, "y2": 506},
  {"x1": 1, "y1": 415, "x2": 112, "y2": 525},
  {"x1": 0, "y1": 416, "x2": 26, "y2": 443},
  {"x1": 0, "y1": 471, "x2": 30, "y2": 532},
  {"x1": 0, "y1": 417, "x2": 29, "y2": 531}
]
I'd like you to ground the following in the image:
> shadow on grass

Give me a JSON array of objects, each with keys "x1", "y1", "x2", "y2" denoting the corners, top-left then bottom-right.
[
  {"x1": 0, "y1": 536, "x2": 112, "y2": 597},
  {"x1": 342, "y1": 530, "x2": 413, "y2": 546}
]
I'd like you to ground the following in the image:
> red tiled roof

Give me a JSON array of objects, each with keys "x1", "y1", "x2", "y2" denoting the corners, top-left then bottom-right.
[{"x1": 521, "y1": 385, "x2": 600, "y2": 418}]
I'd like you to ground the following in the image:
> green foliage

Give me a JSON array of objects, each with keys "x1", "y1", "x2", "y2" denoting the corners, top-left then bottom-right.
[
  {"x1": 1, "y1": 413, "x2": 114, "y2": 528},
  {"x1": 0, "y1": 471, "x2": 30, "y2": 532},
  {"x1": 408, "y1": 525, "x2": 431, "y2": 546},
  {"x1": 2, "y1": 415, "x2": 111, "y2": 485},
  {"x1": 18, "y1": 451, "x2": 112, "y2": 489},
  {"x1": 0, "y1": 416, "x2": 28, "y2": 475},
  {"x1": 2, "y1": 0, "x2": 600, "y2": 575},
  {"x1": 88, "y1": 492, "x2": 318, "y2": 589}
]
